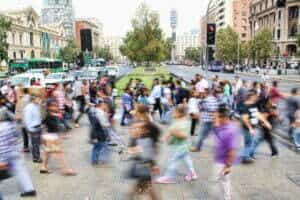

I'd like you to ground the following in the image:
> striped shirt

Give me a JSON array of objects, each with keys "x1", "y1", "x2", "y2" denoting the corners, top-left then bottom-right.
[
  {"x1": 0, "y1": 121, "x2": 20, "y2": 162},
  {"x1": 199, "y1": 95, "x2": 218, "y2": 122}
]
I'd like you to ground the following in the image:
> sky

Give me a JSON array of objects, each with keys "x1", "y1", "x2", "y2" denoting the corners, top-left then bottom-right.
[{"x1": 1, "y1": 0, "x2": 209, "y2": 36}]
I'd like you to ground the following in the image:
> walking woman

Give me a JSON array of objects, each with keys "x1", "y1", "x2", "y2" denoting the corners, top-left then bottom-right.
[
  {"x1": 155, "y1": 105, "x2": 197, "y2": 184},
  {"x1": 40, "y1": 100, "x2": 76, "y2": 176},
  {"x1": 127, "y1": 121, "x2": 161, "y2": 200}
]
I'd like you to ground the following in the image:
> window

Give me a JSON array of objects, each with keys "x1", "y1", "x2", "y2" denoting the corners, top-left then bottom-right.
[
  {"x1": 242, "y1": 33, "x2": 247, "y2": 38},
  {"x1": 30, "y1": 32, "x2": 34, "y2": 46},
  {"x1": 31, "y1": 50, "x2": 35, "y2": 58},
  {"x1": 289, "y1": 7, "x2": 299, "y2": 19},
  {"x1": 12, "y1": 33, "x2": 15, "y2": 44},
  {"x1": 20, "y1": 50, "x2": 24, "y2": 59},
  {"x1": 13, "y1": 52, "x2": 16, "y2": 59},
  {"x1": 289, "y1": 25, "x2": 298, "y2": 37},
  {"x1": 19, "y1": 33, "x2": 23, "y2": 45},
  {"x1": 277, "y1": 29, "x2": 281, "y2": 40},
  {"x1": 278, "y1": 11, "x2": 281, "y2": 20}
]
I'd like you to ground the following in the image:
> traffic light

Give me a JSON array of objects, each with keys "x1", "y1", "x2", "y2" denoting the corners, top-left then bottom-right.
[
  {"x1": 207, "y1": 23, "x2": 216, "y2": 45},
  {"x1": 276, "y1": 0, "x2": 286, "y2": 8}
]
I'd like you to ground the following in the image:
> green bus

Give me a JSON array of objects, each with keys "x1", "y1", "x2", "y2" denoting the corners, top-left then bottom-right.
[{"x1": 9, "y1": 58, "x2": 65, "y2": 74}]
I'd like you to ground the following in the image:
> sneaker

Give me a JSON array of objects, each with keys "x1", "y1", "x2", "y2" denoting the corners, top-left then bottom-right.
[
  {"x1": 190, "y1": 147, "x2": 200, "y2": 152},
  {"x1": 20, "y1": 190, "x2": 37, "y2": 197},
  {"x1": 271, "y1": 153, "x2": 279, "y2": 158},
  {"x1": 23, "y1": 148, "x2": 30, "y2": 153},
  {"x1": 241, "y1": 158, "x2": 254, "y2": 164},
  {"x1": 184, "y1": 172, "x2": 198, "y2": 182},
  {"x1": 154, "y1": 176, "x2": 176, "y2": 184}
]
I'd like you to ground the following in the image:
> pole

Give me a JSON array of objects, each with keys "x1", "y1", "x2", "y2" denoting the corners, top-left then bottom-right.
[
  {"x1": 237, "y1": 35, "x2": 240, "y2": 68},
  {"x1": 205, "y1": 0, "x2": 213, "y2": 75}
]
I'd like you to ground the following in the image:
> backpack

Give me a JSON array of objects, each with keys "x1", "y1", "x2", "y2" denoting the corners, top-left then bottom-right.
[{"x1": 88, "y1": 109, "x2": 109, "y2": 142}]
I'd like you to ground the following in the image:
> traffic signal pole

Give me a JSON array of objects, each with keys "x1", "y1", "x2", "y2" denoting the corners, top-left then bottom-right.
[{"x1": 205, "y1": 0, "x2": 213, "y2": 75}]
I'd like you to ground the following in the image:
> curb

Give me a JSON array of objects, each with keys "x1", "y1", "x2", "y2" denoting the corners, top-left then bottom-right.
[{"x1": 236, "y1": 72, "x2": 300, "y2": 83}]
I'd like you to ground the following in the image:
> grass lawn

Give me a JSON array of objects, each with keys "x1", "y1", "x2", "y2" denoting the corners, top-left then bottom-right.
[{"x1": 115, "y1": 67, "x2": 171, "y2": 94}]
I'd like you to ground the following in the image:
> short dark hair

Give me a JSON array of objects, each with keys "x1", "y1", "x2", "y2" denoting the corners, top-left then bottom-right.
[{"x1": 218, "y1": 104, "x2": 230, "y2": 118}]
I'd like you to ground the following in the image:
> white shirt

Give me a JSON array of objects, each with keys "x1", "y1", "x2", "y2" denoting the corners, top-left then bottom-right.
[
  {"x1": 150, "y1": 85, "x2": 162, "y2": 99},
  {"x1": 23, "y1": 103, "x2": 42, "y2": 132},
  {"x1": 188, "y1": 98, "x2": 200, "y2": 114},
  {"x1": 73, "y1": 81, "x2": 82, "y2": 97},
  {"x1": 196, "y1": 79, "x2": 209, "y2": 93}
]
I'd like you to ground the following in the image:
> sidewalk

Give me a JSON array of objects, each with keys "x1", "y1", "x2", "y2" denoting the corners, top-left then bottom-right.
[
  {"x1": 236, "y1": 71, "x2": 300, "y2": 82},
  {"x1": 0, "y1": 115, "x2": 300, "y2": 200}
]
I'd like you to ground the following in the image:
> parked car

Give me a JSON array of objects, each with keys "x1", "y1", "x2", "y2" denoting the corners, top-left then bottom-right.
[
  {"x1": 105, "y1": 66, "x2": 120, "y2": 77},
  {"x1": 44, "y1": 72, "x2": 74, "y2": 85},
  {"x1": 208, "y1": 61, "x2": 224, "y2": 72},
  {"x1": 10, "y1": 73, "x2": 45, "y2": 87},
  {"x1": 224, "y1": 64, "x2": 235, "y2": 73}
]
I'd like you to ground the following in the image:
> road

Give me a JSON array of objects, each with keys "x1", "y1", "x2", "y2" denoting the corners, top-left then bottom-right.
[
  {"x1": 167, "y1": 65, "x2": 300, "y2": 146},
  {"x1": 0, "y1": 112, "x2": 300, "y2": 200},
  {"x1": 167, "y1": 65, "x2": 300, "y2": 93}
]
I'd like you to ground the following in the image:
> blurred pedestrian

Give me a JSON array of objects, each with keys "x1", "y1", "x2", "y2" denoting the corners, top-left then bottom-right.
[{"x1": 155, "y1": 105, "x2": 197, "y2": 184}]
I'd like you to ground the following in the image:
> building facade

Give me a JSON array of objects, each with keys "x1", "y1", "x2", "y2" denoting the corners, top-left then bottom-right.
[
  {"x1": 41, "y1": 0, "x2": 74, "y2": 38},
  {"x1": 202, "y1": 0, "x2": 251, "y2": 42},
  {"x1": 75, "y1": 18, "x2": 102, "y2": 52},
  {"x1": 1, "y1": 7, "x2": 67, "y2": 60},
  {"x1": 249, "y1": 0, "x2": 300, "y2": 62},
  {"x1": 175, "y1": 30, "x2": 200, "y2": 61},
  {"x1": 103, "y1": 36, "x2": 127, "y2": 63}
]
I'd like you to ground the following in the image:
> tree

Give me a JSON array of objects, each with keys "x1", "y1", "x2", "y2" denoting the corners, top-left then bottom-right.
[
  {"x1": 58, "y1": 40, "x2": 79, "y2": 63},
  {"x1": 215, "y1": 26, "x2": 239, "y2": 63},
  {"x1": 94, "y1": 46, "x2": 113, "y2": 62},
  {"x1": 119, "y1": 3, "x2": 168, "y2": 66},
  {"x1": 0, "y1": 17, "x2": 11, "y2": 62},
  {"x1": 248, "y1": 28, "x2": 273, "y2": 65},
  {"x1": 184, "y1": 47, "x2": 201, "y2": 63}
]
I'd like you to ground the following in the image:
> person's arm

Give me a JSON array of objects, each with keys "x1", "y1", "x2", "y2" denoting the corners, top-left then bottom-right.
[
  {"x1": 222, "y1": 149, "x2": 235, "y2": 175},
  {"x1": 241, "y1": 114, "x2": 255, "y2": 134}
]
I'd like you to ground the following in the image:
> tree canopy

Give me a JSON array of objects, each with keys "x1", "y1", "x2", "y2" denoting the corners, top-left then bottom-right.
[
  {"x1": 94, "y1": 46, "x2": 113, "y2": 62},
  {"x1": 119, "y1": 3, "x2": 168, "y2": 65},
  {"x1": 184, "y1": 47, "x2": 201, "y2": 63},
  {"x1": 215, "y1": 27, "x2": 239, "y2": 63},
  {"x1": 58, "y1": 40, "x2": 79, "y2": 63},
  {"x1": 0, "y1": 17, "x2": 11, "y2": 62}
]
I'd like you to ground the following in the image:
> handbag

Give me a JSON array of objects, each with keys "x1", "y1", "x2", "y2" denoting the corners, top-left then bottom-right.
[
  {"x1": 128, "y1": 161, "x2": 152, "y2": 181},
  {"x1": 0, "y1": 163, "x2": 11, "y2": 181}
]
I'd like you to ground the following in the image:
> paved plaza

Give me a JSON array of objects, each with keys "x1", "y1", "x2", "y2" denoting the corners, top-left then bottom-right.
[{"x1": 0, "y1": 112, "x2": 300, "y2": 200}]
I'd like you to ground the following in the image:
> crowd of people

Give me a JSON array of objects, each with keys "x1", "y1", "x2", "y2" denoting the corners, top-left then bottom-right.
[{"x1": 0, "y1": 71, "x2": 299, "y2": 200}]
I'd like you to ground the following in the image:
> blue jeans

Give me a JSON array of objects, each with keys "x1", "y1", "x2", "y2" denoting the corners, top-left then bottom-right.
[
  {"x1": 293, "y1": 127, "x2": 300, "y2": 148},
  {"x1": 91, "y1": 142, "x2": 110, "y2": 164},
  {"x1": 164, "y1": 151, "x2": 195, "y2": 179},
  {"x1": 241, "y1": 128, "x2": 255, "y2": 160},
  {"x1": 195, "y1": 122, "x2": 213, "y2": 150}
]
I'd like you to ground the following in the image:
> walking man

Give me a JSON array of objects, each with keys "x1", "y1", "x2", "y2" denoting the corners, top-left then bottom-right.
[{"x1": 23, "y1": 95, "x2": 42, "y2": 163}]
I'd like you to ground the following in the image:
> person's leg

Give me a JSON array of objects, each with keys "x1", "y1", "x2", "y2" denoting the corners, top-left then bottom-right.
[
  {"x1": 30, "y1": 132, "x2": 41, "y2": 161},
  {"x1": 241, "y1": 129, "x2": 254, "y2": 162},
  {"x1": 263, "y1": 128, "x2": 278, "y2": 156},
  {"x1": 182, "y1": 153, "x2": 198, "y2": 181},
  {"x1": 9, "y1": 156, "x2": 35, "y2": 193},
  {"x1": 163, "y1": 151, "x2": 183, "y2": 179},
  {"x1": 91, "y1": 143, "x2": 101, "y2": 164},
  {"x1": 216, "y1": 164, "x2": 232, "y2": 200},
  {"x1": 120, "y1": 109, "x2": 127, "y2": 125},
  {"x1": 22, "y1": 127, "x2": 29, "y2": 151},
  {"x1": 195, "y1": 122, "x2": 212, "y2": 150},
  {"x1": 99, "y1": 142, "x2": 111, "y2": 163},
  {"x1": 40, "y1": 152, "x2": 50, "y2": 171},
  {"x1": 190, "y1": 118, "x2": 198, "y2": 136},
  {"x1": 249, "y1": 129, "x2": 263, "y2": 158}
]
